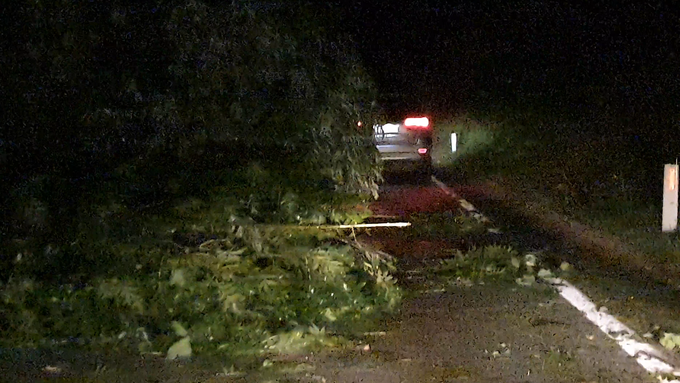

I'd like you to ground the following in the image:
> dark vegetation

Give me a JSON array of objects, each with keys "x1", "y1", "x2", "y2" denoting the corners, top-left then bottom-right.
[{"x1": 0, "y1": 0, "x2": 400, "y2": 359}]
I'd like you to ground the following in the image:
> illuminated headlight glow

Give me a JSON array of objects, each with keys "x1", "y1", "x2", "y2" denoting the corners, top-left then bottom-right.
[{"x1": 379, "y1": 123, "x2": 400, "y2": 134}]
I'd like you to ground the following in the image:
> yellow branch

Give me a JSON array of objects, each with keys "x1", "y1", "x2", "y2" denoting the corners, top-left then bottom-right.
[{"x1": 255, "y1": 222, "x2": 411, "y2": 230}]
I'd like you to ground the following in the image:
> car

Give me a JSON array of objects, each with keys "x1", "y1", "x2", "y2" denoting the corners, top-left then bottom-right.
[{"x1": 372, "y1": 116, "x2": 433, "y2": 174}]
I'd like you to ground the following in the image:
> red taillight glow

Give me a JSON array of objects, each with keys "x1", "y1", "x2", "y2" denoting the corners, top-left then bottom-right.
[
  {"x1": 404, "y1": 117, "x2": 430, "y2": 129},
  {"x1": 418, "y1": 148, "x2": 428, "y2": 154}
]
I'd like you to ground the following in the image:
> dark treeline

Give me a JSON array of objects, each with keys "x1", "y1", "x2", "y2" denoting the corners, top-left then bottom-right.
[{"x1": 0, "y1": 0, "x2": 381, "y2": 277}]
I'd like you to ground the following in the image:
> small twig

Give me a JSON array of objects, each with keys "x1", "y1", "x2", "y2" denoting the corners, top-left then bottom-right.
[
  {"x1": 198, "y1": 238, "x2": 232, "y2": 250},
  {"x1": 338, "y1": 238, "x2": 395, "y2": 261},
  {"x1": 318, "y1": 222, "x2": 411, "y2": 229}
]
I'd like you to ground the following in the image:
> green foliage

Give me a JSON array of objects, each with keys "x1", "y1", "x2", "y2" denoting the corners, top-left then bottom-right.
[
  {"x1": 438, "y1": 245, "x2": 524, "y2": 281},
  {"x1": 1, "y1": 24, "x2": 392, "y2": 351},
  {"x1": 0, "y1": 178, "x2": 400, "y2": 358},
  {"x1": 659, "y1": 332, "x2": 680, "y2": 351},
  {"x1": 1, "y1": 0, "x2": 383, "y2": 270},
  {"x1": 432, "y1": 114, "x2": 498, "y2": 166},
  {"x1": 438, "y1": 111, "x2": 680, "y2": 267}
]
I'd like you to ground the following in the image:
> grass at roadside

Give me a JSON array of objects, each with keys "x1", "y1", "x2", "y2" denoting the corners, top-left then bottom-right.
[
  {"x1": 432, "y1": 113, "x2": 680, "y2": 272},
  {"x1": 431, "y1": 114, "x2": 498, "y2": 168}
]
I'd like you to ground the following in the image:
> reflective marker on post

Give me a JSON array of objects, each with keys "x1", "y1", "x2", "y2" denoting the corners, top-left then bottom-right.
[
  {"x1": 671, "y1": 167, "x2": 677, "y2": 191},
  {"x1": 451, "y1": 133, "x2": 457, "y2": 153},
  {"x1": 662, "y1": 164, "x2": 679, "y2": 232}
]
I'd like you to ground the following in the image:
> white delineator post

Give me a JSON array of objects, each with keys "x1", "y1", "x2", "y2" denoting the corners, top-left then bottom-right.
[
  {"x1": 662, "y1": 164, "x2": 679, "y2": 232},
  {"x1": 451, "y1": 133, "x2": 457, "y2": 153}
]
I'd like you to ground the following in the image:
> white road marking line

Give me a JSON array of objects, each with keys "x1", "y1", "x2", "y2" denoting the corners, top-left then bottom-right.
[
  {"x1": 432, "y1": 176, "x2": 477, "y2": 212},
  {"x1": 546, "y1": 277, "x2": 680, "y2": 379},
  {"x1": 431, "y1": 176, "x2": 680, "y2": 381}
]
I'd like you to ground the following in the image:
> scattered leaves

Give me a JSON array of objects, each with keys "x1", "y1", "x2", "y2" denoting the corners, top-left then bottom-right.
[{"x1": 660, "y1": 333, "x2": 680, "y2": 351}]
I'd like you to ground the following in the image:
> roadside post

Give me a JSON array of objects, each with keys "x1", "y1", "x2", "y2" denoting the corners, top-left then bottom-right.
[
  {"x1": 451, "y1": 133, "x2": 457, "y2": 153},
  {"x1": 662, "y1": 163, "x2": 679, "y2": 232}
]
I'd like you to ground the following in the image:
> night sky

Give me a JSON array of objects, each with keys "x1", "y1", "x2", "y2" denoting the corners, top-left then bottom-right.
[{"x1": 338, "y1": 0, "x2": 680, "y2": 139}]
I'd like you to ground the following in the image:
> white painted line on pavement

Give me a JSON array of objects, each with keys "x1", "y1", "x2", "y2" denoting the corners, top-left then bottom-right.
[
  {"x1": 431, "y1": 176, "x2": 680, "y2": 382},
  {"x1": 546, "y1": 277, "x2": 680, "y2": 380},
  {"x1": 432, "y1": 176, "x2": 492, "y2": 224},
  {"x1": 432, "y1": 176, "x2": 476, "y2": 212}
]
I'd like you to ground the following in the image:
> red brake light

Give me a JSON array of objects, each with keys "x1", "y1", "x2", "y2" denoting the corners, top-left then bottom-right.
[{"x1": 404, "y1": 117, "x2": 430, "y2": 129}]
